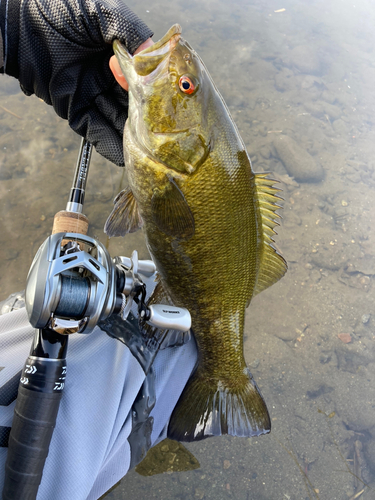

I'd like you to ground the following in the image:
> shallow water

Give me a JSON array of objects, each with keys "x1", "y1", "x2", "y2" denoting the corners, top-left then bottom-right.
[{"x1": 1, "y1": 0, "x2": 375, "y2": 499}]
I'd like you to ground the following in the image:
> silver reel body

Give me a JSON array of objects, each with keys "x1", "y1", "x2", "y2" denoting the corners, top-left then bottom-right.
[{"x1": 25, "y1": 232, "x2": 191, "y2": 336}]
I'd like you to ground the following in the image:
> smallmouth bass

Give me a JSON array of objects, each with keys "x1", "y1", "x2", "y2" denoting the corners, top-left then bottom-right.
[{"x1": 105, "y1": 25, "x2": 287, "y2": 441}]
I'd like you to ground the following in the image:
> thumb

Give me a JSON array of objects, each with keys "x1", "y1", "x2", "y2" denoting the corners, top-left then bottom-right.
[{"x1": 109, "y1": 37, "x2": 154, "y2": 91}]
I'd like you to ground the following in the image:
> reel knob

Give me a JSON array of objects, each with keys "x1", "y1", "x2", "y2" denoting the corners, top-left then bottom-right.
[{"x1": 145, "y1": 304, "x2": 191, "y2": 332}]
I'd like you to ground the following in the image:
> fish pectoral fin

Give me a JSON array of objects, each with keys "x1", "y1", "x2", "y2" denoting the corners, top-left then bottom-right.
[
  {"x1": 104, "y1": 187, "x2": 143, "y2": 238},
  {"x1": 141, "y1": 280, "x2": 191, "y2": 349},
  {"x1": 252, "y1": 174, "x2": 288, "y2": 298},
  {"x1": 151, "y1": 176, "x2": 195, "y2": 240}
]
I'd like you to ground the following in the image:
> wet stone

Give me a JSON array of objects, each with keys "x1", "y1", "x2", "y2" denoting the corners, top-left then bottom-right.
[
  {"x1": 288, "y1": 45, "x2": 323, "y2": 75},
  {"x1": 3, "y1": 248, "x2": 19, "y2": 261},
  {"x1": 259, "y1": 145, "x2": 271, "y2": 159},
  {"x1": 310, "y1": 244, "x2": 348, "y2": 271},
  {"x1": 299, "y1": 75, "x2": 325, "y2": 90},
  {"x1": 273, "y1": 135, "x2": 324, "y2": 182},
  {"x1": 274, "y1": 68, "x2": 296, "y2": 92},
  {"x1": 323, "y1": 102, "x2": 342, "y2": 121},
  {"x1": 274, "y1": 328, "x2": 298, "y2": 342},
  {"x1": 337, "y1": 333, "x2": 352, "y2": 344},
  {"x1": 332, "y1": 119, "x2": 348, "y2": 135},
  {"x1": 346, "y1": 256, "x2": 375, "y2": 276},
  {"x1": 335, "y1": 346, "x2": 372, "y2": 374},
  {"x1": 362, "y1": 314, "x2": 371, "y2": 324},
  {"x1": 306, "y1": 384, "x2": 334, "y2": 399},
  {"x1": 249, "y1": 358, "x2": 260, "y2": 369},
  {"x1": 319, "y1": 353, "x2": 332, "y2": 364}
]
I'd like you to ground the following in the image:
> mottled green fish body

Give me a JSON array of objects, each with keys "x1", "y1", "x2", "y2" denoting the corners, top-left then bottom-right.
[{"x1": 105, "y1": 25, "x2": 287, "y2": 441}]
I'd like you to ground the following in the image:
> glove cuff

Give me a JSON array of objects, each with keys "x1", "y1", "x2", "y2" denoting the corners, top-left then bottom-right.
[{"x1": 0, "y1": 0, "x2": 21, "y2": 78}]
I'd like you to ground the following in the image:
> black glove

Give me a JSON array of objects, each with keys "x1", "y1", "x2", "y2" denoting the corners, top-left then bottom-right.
[{"x1": 0, "y1": 0, "x2": 153, "y2": 166}]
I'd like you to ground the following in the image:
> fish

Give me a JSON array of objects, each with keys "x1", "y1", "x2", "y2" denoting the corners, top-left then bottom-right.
[{"x1": 105, "y1": 24, "x2": 287, "y2": 442}]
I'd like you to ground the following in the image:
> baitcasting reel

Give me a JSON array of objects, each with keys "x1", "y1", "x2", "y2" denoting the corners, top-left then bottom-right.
[{"x1": 25, "y1": 231, "x2": 191, "y2": 336}]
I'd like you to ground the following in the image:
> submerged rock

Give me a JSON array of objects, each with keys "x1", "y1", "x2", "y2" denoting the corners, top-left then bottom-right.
[
  {"x1": 274, "y1": 135, "x2": 324, "y2": 182},
  {"x1": 289, "y1": 45, "x2": 323, "y2": 75}
]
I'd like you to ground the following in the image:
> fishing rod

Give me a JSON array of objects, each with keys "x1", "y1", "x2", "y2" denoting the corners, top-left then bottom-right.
[{"x1": 2, "y1": 138, "x2": 191, "y2": 500}]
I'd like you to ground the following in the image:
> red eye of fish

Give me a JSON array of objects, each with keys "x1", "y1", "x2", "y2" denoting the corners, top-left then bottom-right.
[{"x1": 179, "y1": 76, "x2": 195, "y2": 94}]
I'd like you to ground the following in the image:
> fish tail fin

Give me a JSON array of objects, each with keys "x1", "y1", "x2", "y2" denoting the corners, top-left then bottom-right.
[{"x1": 167, "y1": 367, "x2": 270, "y2": 442}]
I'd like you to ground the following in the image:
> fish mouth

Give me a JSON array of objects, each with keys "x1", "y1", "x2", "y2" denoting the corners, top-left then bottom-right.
[
  {"x1": 113, "y1": 24, "x2": 182, "y2": 78},
  {"x1": 153, "y1": 128, "x2": 191, "y2": 135},
  {"x1": 136, "y1": 24, "x2": 182, "y2": 57}
]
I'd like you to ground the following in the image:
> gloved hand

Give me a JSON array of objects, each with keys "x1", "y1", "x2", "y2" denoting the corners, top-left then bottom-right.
[{"x1": 0, "y1": 0, "x2": 153, "y2": 166}]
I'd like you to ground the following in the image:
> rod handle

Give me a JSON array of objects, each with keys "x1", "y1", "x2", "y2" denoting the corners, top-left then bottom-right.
[
  {"x1": 2, "y1": 356, "x2": 66, "y2": 500},
  {"x1": 52, "y1": 210, "x2": 89, "y2": 235}
]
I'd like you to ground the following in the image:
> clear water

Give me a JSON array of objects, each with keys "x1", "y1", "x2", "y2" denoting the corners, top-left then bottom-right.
[{"x1": 1, "y1": 0, "x2": 375, "y2": 499}]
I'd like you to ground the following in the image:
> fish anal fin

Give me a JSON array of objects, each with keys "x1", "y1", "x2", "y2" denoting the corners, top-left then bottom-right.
[
  {"x1": 168, "y1": 367, "x2": 271, "y2": 442},
  {"x1": 104, "y1": 187, "x2": 143, "y2": 238},
  {"x1": 253, "y1": 174, "x2": 287, "y2": 297},
  {"x1": 141, "y1": 280, "x2": 191, "y2": 349},
  {"x1": 135, "y1": 438, "x2": 200, "y2": 476},
  {"x1": 151, "y1": 176, "x2": 195, "y2": 240}
]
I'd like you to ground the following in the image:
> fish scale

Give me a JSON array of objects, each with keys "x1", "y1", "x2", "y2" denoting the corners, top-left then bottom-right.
[{"x1": 105, "y1": 24, "x2": 287, "y2": 441}]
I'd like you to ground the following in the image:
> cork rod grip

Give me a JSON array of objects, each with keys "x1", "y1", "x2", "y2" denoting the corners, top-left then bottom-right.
[{"x1": 52, "y1": 210, "x2": 89, "y2": 236}]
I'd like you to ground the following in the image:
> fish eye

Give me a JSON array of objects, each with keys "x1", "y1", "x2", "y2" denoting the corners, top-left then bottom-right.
[{"x1": 179, "y1": 75, "x2": 196, "y2": 95}]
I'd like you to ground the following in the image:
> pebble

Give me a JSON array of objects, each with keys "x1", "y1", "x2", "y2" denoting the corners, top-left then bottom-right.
[
  {"x1": 249, "y1": 358, "x2": 260, "y2": 369},
  {"x1": 337, "y1": 333, "x2": 352, "y2": 344},
  {"x1": 362, "y1": 314, "x2": 371, "y2": 324}
]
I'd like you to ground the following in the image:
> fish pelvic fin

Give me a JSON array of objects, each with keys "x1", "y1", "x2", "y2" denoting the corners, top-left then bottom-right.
[
  {"x1": 167, "y1": 367, "x2": 270, "y2": 442},
  {"x1": 104, "y1": 186, "x2": 143, "y2": 238},
  {"x1": 253, "y1": 173, "x2": 287, "y2": 297}
]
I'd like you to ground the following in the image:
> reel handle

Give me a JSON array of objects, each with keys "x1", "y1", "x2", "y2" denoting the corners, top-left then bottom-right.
[{"x1": 146, "y1": 304, "x2": 191, "y2": 332}]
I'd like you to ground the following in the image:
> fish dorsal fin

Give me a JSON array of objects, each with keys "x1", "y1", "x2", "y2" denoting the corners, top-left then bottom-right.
[
  {"x1": 151, "y1": 176, "x2": 195, "y2": 240},
  {"x1": 104, "y1": 187, "x2": 143, "y2": 238},
  {"x1": 252, "y1": 173, "x2": 287, "y2": 297}
]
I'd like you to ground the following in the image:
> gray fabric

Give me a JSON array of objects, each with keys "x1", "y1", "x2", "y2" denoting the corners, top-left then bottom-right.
[
  {"x1": 0, "y1": 307, "x2": 197, "y2": 499},
  {"x1": 0, "y1": 291, "x2": 25, "y2": 315}
]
